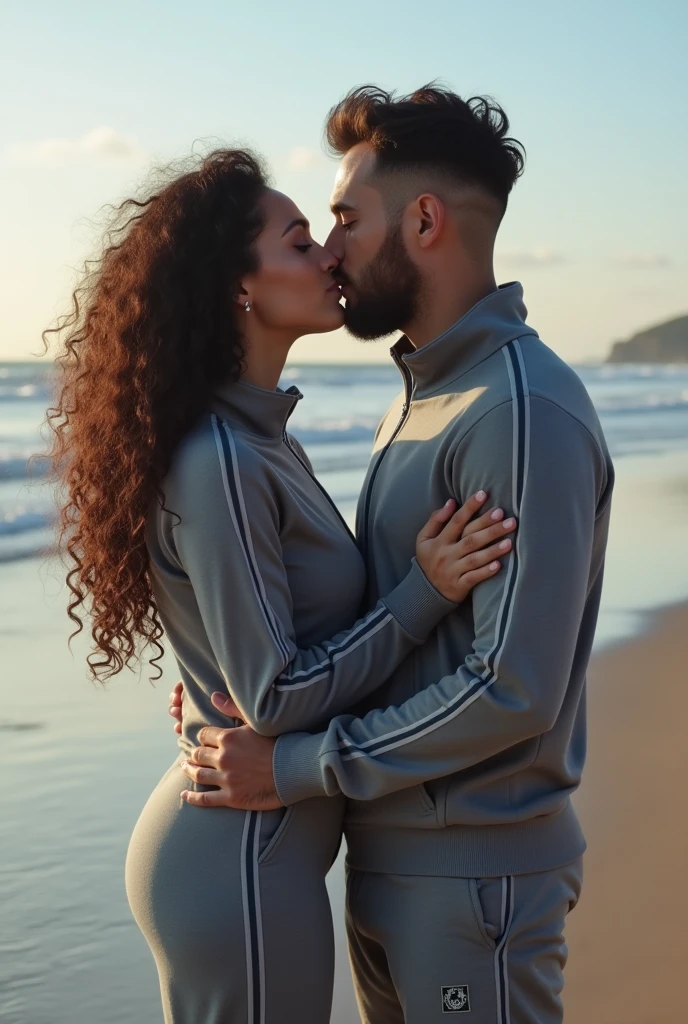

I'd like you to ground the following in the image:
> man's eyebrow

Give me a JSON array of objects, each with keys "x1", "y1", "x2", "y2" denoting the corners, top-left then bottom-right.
[
  {"x1": 281, "y1": 217, "x2": 309, "y2": 237},
  {"x1": 330, "y1": 201, "x2": 356, "y2": 215}
]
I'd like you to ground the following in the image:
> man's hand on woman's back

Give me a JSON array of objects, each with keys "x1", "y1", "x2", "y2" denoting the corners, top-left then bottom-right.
[{"x1": 169, "y1": 682, "x2": 183, "y2": 734}]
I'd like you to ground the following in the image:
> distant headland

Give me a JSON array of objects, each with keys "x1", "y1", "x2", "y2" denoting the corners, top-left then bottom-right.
[{"x1": 607, "y1": 314, "x2": 688, "y2": 363}]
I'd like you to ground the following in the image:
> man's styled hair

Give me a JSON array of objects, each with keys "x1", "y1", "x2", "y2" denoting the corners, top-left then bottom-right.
[{"x1": 325, "y1": 84, "x2": 525, "y2": 213}]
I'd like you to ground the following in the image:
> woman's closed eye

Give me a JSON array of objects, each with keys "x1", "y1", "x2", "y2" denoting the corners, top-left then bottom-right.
[{"x1": 294, "y1": 243, "x2": 313, "y2": 253}]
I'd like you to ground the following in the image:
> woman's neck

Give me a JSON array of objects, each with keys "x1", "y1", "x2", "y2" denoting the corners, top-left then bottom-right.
[{"x1": 240, "y1": 327, "x2": 295, "y2": 391}]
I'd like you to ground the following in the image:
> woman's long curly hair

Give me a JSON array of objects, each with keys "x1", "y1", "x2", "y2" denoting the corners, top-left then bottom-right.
[{"x1": 44, "y1": 148, "x2": 268, "y2": 682}]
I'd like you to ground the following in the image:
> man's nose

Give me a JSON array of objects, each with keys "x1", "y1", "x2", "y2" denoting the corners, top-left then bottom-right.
[
  {"x1": 320, "y1": 247, "x2": 339, "y2": 274},
  {"x1": 324, "y1": 224, "x2": 344, "y2": 261}
]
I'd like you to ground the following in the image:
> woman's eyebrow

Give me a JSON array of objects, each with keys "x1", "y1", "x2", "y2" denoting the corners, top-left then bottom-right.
[{"x1": 281, "y1": 217, "x2": 310, "y2": 237}]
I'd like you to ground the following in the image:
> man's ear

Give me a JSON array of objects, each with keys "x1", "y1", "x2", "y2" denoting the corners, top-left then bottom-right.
[{"x1": 413, "y1": 193, "x2": 445, "y2": 249}]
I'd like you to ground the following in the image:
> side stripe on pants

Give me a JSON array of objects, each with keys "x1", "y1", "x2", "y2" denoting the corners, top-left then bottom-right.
[
  {"x1": 241, "y1": 811, "x2": 265, "y2": 1024},
  {"x1": 494, "y1": 876, "x2": 515, "y2": 1024}
]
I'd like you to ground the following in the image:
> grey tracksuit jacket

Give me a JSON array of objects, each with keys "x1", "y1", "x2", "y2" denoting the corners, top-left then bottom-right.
[
  {"x1": 147, "y1": 379, "x2": 456, "y2": 762},
  {"x1": 273, "y1": 282, "x2": 615, "y2": 878}
]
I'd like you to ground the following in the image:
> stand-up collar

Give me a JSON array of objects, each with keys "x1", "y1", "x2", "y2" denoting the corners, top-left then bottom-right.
[
  {"x1": 211, "y1": 379, "x2": 302, "y2": 439},
  {"x1": 393, "y1": 282, "x2": 538, "y2": 396}
]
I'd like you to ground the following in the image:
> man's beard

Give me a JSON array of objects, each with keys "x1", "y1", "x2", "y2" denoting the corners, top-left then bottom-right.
[{"x1": 339, "y1": 222, "x2": 422, "y2": 341}]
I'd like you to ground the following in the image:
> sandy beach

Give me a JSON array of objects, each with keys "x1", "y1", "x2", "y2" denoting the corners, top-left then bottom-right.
[
  {"x1": 324, "y1": 601, "x2": 688, "y2": 1023},
  {"x1": 2, "y1": 360, "x2": 688, "y2": 1023},
  {"x1": 563, "y1": 602, "x2": 688, "y2": 1023}
]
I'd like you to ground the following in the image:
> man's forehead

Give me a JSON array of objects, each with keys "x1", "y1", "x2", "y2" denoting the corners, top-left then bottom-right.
[{"x1": 330, "y1": 143, "x2": 376, "y2": 208}]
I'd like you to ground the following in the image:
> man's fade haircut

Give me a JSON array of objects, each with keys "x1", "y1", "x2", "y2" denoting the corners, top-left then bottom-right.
[{"x1": 325, "y1": 84, "x2": 525, "y2": 215}]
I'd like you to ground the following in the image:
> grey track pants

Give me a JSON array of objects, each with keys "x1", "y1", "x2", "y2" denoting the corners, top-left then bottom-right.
[
  {"x1": 125, "y1": 758, "x2": 344, "y2": 1024},
  {"x1": 345, "y1": 859, "x2": 583, "y2": 1023}
]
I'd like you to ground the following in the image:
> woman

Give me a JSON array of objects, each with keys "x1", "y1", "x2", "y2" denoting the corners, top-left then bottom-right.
[{"x1": 46, "y1": 149, "x2": 515, "y2": 1024}]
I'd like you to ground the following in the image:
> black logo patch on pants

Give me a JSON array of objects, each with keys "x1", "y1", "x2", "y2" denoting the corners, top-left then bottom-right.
[{"x1": 442, "y1": 986, "x2": 471, "y2": 1012}]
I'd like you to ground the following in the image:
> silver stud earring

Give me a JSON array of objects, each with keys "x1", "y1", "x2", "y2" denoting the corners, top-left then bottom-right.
[{"x1": 244, "y1": 300, "x2": 251, "y2": 312}]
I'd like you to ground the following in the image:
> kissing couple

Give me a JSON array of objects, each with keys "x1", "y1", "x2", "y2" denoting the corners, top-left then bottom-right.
[{"x1": 47, "y1": 84, "x2": 613, "y2": 1023}]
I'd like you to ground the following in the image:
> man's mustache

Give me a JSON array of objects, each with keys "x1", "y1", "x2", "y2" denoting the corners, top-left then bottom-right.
[{"x1": 331, "y1": 266, "x2": 351, "y2": 287}]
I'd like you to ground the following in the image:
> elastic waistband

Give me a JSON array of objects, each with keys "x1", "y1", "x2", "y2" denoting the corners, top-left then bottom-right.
[{"x1": 344, "y1": 800, "x2": 585, "y2": 877}]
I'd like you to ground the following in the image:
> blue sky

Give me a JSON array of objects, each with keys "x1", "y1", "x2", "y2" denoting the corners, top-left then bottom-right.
[{"x1": 0, "y1": 0, "x2": 685, "y2": 362}]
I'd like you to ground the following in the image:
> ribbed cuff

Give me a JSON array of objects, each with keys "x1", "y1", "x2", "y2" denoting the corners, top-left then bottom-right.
[
  {"x1": 273, "y1": 731, "x2": 328, "y2": 805},
  {"x1": 383, "y1": 557, "x2": 456, "y2": 641}
]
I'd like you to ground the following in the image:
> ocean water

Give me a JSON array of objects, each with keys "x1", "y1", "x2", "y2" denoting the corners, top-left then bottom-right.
[
  {"x1": 3, "y1": 358, "x2": 688, "y2": 638},
  {"x1": 2, "y1": 357, "x2": 688, "y2": 1024}
]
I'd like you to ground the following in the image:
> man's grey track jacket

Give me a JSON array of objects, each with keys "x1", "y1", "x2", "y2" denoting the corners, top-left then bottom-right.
[{"x1": 273, "y1": 283, "x2": 615, "y2": 878}]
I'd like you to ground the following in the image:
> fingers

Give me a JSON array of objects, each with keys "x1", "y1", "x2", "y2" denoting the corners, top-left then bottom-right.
[
  {"x1": 169, "y1": 702, "x2": 182, "y2": 734},
  {"x1": 437, "y1": 491, "x2": 489, "y2": 542},
  {"x1": 181, "y1": 787, "x2": 283, "y2": 811},
  {"x1": 457, "y1": 515, "x2": 517, "y2": 555},
  {"x1": 186, "y1": 745, "x2": 220, "y2": 768},
  {"x1": 458, "y1": 538, "x2": 514, "y2": 579},
  {"x1": 169, "y1": 683, "x2": 183, "y2": 733},
  {"x1": 196, "y1": 725, "x2": 226, "y2": 748},
  {"x1": 210, "y1": 692, "x2": 245, "y2": 721},
  {"x1": 415, "y1": 498, "x2": 457, "y2": 542},
  {"x1": 180, "y1": 788, "x2": 233, "y2": 808},
  {"x1": 455, "y1": 560, "x2": 503, "y2": 600},
  {"x1": 462, "y1": 505, "x2": 504, "y2": 537},
  {"x1": 181, "y1": 761, "x2": 223, "y2": 787}
]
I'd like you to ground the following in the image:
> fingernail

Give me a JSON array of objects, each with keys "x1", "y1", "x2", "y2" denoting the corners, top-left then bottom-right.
[
  {"x1": 499, "y1": 539, "x2": 511, "y2": 551},
  {"x1": 490, "y1": 561, "x2": 500, "y2": 571},
  {"x1": 503, "y1": 518, "x2": 515, "y2": 528},
  {"x1": 491, "y1": 508, "x2": 503, "y2": 521},
  {"x1": 475, "y1": 490, "x2": 486, "y2": 502}
]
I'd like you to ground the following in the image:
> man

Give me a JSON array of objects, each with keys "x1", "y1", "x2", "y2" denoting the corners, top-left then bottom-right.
[{"x1": 173, "y1": 86, "x2": 614, "y2": 1022}]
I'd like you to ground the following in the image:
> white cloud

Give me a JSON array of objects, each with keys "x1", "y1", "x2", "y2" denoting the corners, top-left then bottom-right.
[
  {"x1": 496, "y1": 246, "x2": 565, "y2": 268},
  {"x1": 7, "y1": 127, "x2": 147, "y2": 166},
  {"x1": 286, "y1": 146, "x2": 323, "y2": 171},
  {"x1": 613, "y1": 251, "x2": 671, "y2": 269}
]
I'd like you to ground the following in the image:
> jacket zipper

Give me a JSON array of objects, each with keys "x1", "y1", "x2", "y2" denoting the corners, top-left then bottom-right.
[
  {"x1": 282, "y1": 431, "x2": 359, "y2": 547},
  {"x1": 359, "y1": 348, "x2": 415, "y2": 569}
]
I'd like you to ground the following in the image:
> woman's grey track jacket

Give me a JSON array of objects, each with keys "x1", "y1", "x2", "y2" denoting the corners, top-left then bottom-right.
[{"x1": 146, "y1": 379, "x2": 455, "y2": 761}]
